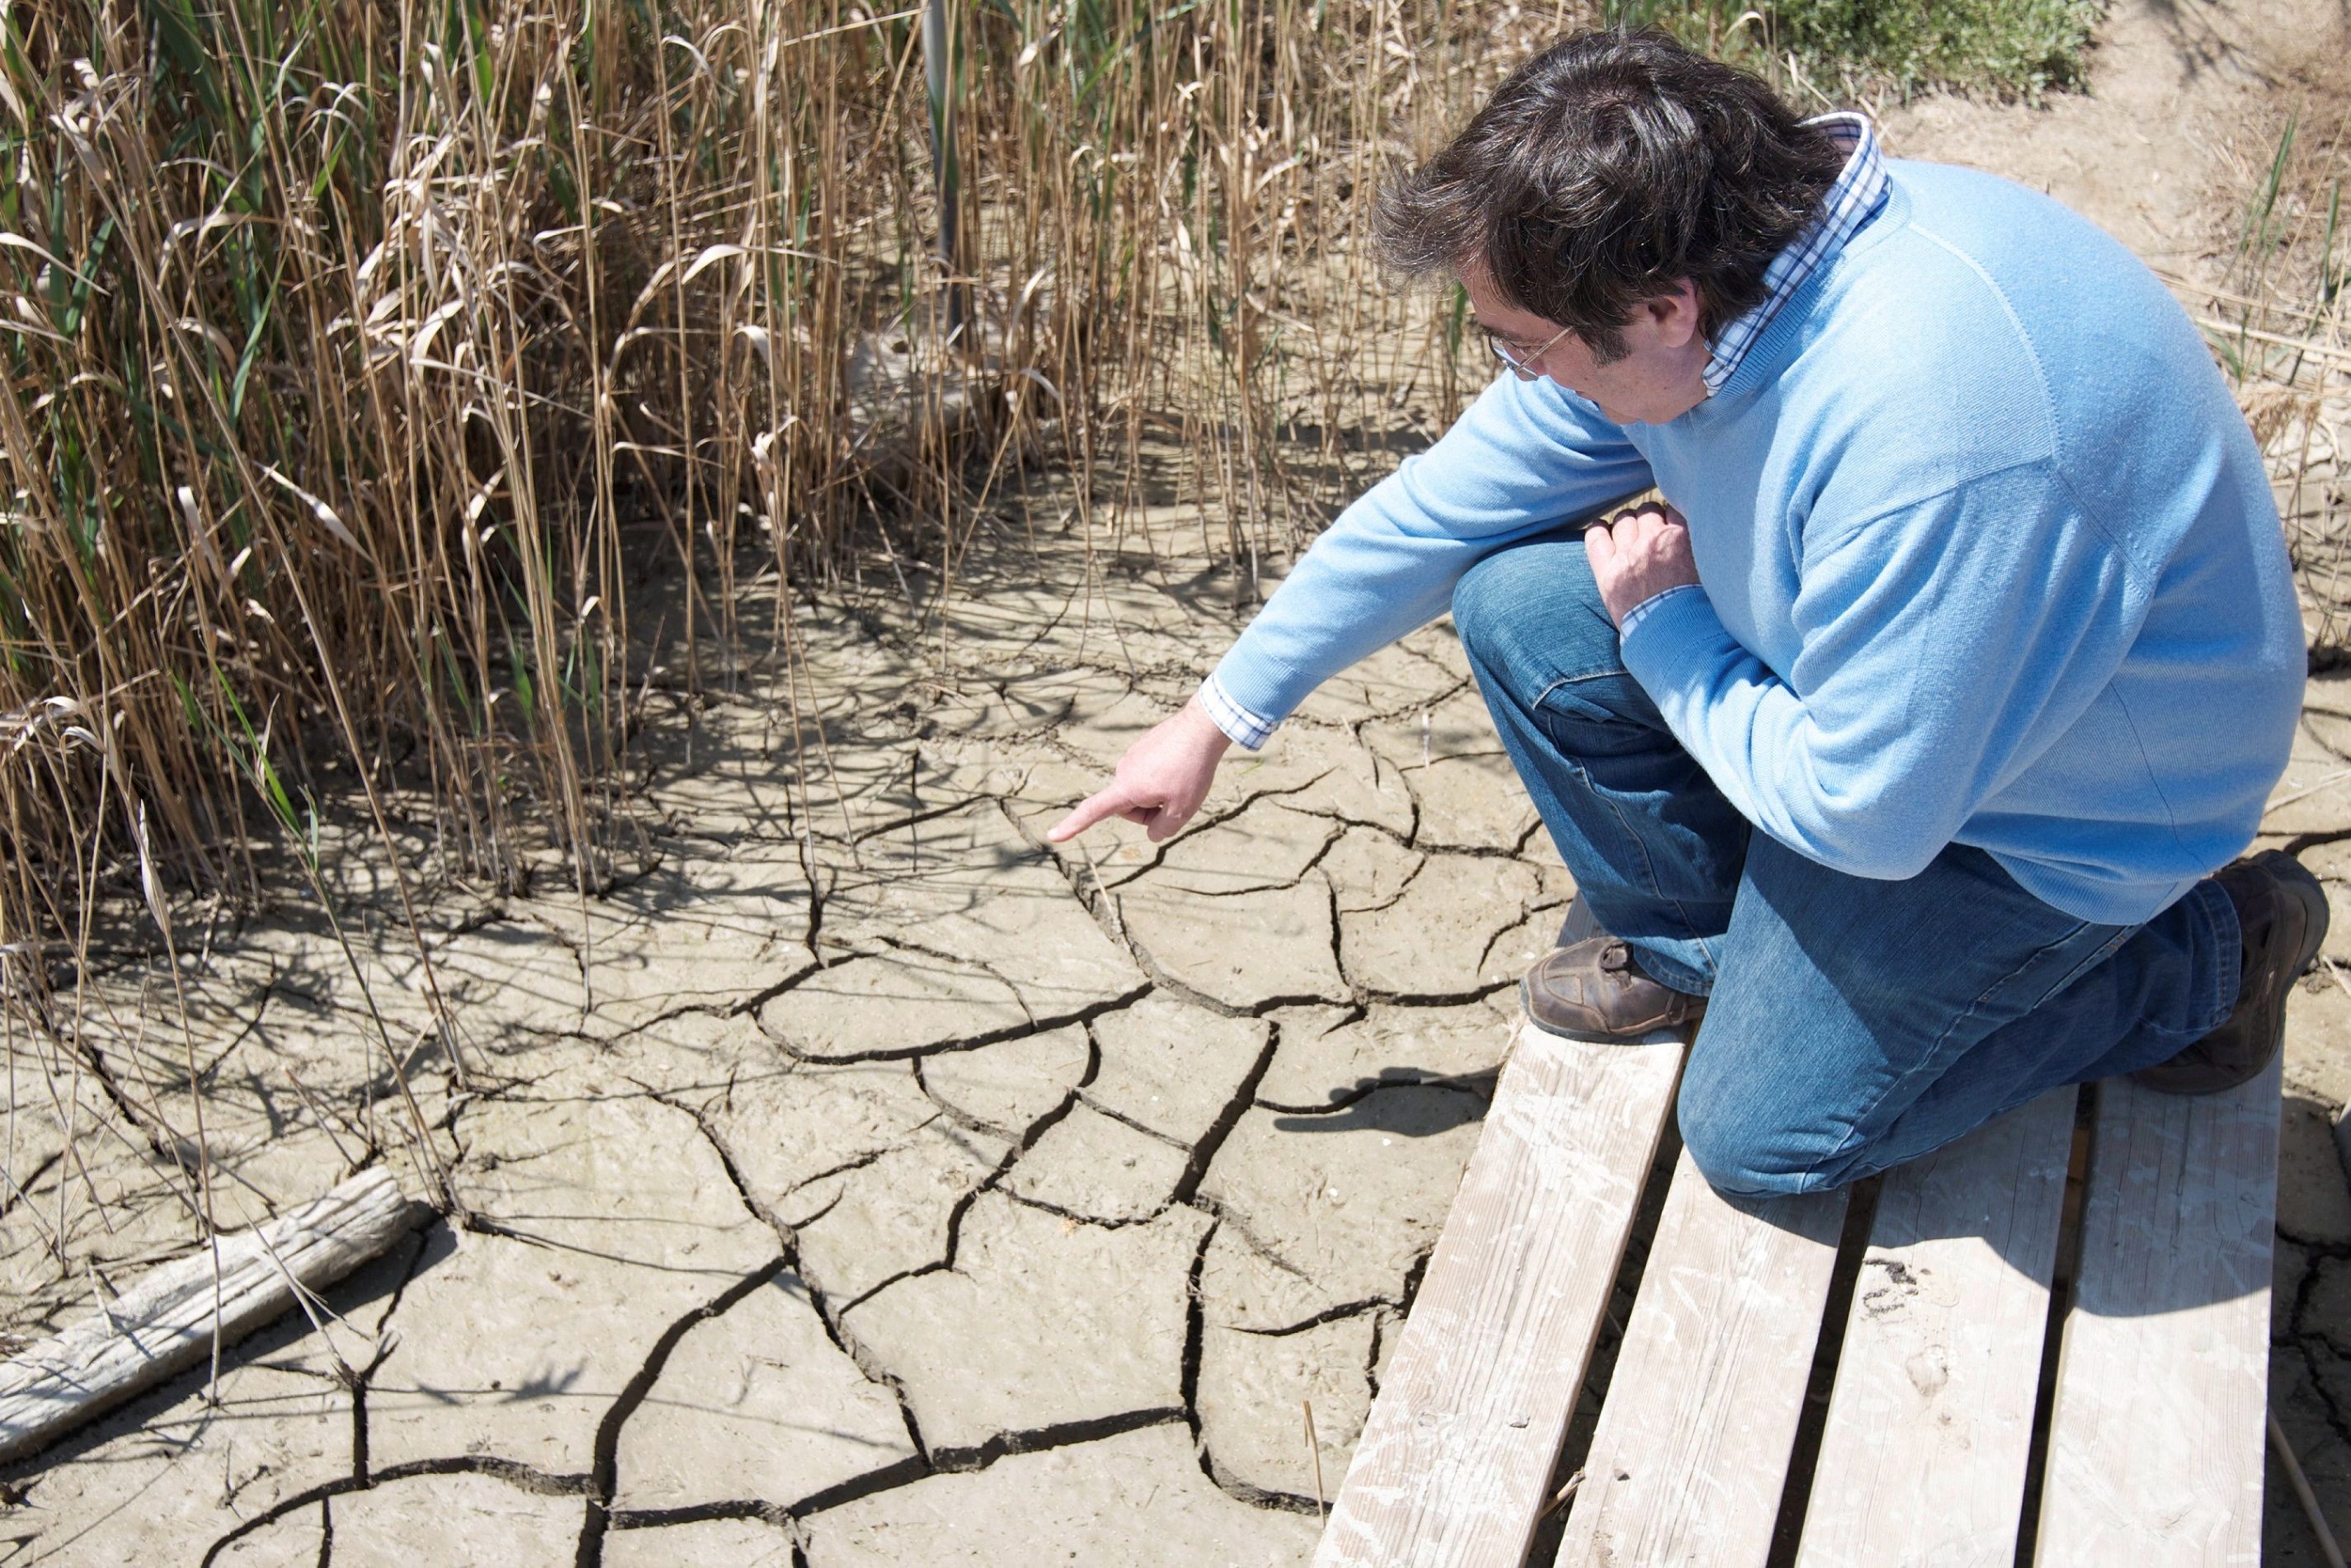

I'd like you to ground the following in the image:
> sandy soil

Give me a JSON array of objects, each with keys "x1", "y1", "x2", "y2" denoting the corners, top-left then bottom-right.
[
  {"x1": 7, "y1": 2, "x2": 2351, "y2": 1561},
  {"x1": 1882, "y1": 0, "x2": 2343, "y2": 282}
]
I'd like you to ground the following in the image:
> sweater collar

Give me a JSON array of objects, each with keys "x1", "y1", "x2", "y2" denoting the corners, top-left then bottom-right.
[{"x1": 1702, "y1": 112, "x2": 1890, "y2": 397}]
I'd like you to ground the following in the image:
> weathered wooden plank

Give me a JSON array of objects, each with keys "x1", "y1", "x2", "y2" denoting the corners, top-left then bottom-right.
[
  {"x1": 2033, "y1": 1058, "x2": 2278, "y2": 1566},
  {"x1": 1552, "y1": 1148, "x2": 1848, "y2": 1568},
  {"x1": 1793, "y1": 1089, "x2": 2076, "y2": 1568},
  {"x1": 0, "y1": 1167, "x2": 419, "y2": 1464},
  {"x1": 1312, "y1": 1024, "x2": 1685, "y2": 1568}
]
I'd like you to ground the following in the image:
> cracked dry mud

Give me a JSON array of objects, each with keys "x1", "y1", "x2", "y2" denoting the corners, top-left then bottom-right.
[
  {"x1": 18, "y1": 535, "x2": 2351, "y2": 1567},
  {"x1": 13, "y1": 4, "x2": 2351, "y2": 1556},
  {"x1": 0, "y1": 546, "x2": 1556, "y2": 1566}
]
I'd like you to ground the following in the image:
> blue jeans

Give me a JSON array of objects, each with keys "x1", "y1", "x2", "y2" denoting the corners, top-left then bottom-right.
[{"x1": 1453, "y1": 534, "x2": 2244, "y2": 1196}]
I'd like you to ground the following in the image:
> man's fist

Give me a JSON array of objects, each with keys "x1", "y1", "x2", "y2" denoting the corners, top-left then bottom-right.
[{"x1": 1585, "y1": 501, "x2": 1700, "y2": 626}]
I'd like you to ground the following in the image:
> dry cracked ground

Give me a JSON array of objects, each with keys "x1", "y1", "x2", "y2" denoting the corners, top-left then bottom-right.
[
  {"x1": 0, "y1": 531, "x2": 1571, "y2": 1566},
  {"x1": 14, "y1": 2, "x2": 2351, "y2": 1561},
  {"x1": 13, "y1": 514, "x2": 2351, "y2": 1566}
]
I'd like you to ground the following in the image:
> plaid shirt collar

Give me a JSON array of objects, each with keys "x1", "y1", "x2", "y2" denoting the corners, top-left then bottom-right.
[{"x1": 1702, "y1": 111, "x2": 1889, "y2": 397}]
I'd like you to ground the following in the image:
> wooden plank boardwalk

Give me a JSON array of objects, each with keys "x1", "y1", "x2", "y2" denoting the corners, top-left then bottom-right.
[{"x1": 1314, "y1": 1025, "x2": 2282, "y2": 1568}]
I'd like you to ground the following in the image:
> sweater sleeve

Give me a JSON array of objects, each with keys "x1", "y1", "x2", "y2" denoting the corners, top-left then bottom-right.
[
  {"x1": 1618, "y1": 461, "x2": 2137, "y2": 880},
  {"x1": 1207, "y1": 373, "x2": 1652, "y2": 730}
]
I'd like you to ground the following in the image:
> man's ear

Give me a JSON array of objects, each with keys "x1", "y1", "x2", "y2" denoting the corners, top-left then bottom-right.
[{"x1": 1643, "y1": 280, "x2": 1705, "y2": 349}]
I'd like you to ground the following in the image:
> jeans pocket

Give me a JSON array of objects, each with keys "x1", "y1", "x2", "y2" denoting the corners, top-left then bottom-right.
[{"x1": 1534, "y1": 672, "x2": 1657, "y2": 756}]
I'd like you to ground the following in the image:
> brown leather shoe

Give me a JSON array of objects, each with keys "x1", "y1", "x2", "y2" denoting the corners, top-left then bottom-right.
[
  {"x1": 2133, "y1": 850, "x2": 2330, "y2": 1096},
  {"x1": 1520, "y1": 935, "x2": 1705, "y2": 1042}
]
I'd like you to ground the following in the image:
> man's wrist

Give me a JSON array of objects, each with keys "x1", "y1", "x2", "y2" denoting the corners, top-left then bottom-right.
[{"x1": 1180, "y1": 693, "x2": 1236, "y2": 754}]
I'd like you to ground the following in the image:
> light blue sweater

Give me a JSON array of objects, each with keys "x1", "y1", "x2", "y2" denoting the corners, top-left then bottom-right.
[{"x1": 1209, "y1": 159, "x2": 2304, "y2": 924}]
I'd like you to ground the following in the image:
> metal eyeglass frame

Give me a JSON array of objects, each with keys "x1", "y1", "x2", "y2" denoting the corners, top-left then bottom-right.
[{"x1": 1489, "y1": 322, "x2": 1576, "y2": 380}]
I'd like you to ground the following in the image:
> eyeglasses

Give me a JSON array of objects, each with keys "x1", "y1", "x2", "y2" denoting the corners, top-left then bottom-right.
[{"x1": 1487, "y1": 322, "x2": 1576, "y2": 380}]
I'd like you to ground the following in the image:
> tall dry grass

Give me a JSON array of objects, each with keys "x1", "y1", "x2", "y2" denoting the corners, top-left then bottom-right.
[
  {"x1": 0, "y1": 0, "x2": 1579, "y2": 949},
  {"x1": 0, "y1": 0, "x2": 2132, "y2": 966},
  {"x1": 0, "y1": 0, "x2": 1585, "y2": 1255}
]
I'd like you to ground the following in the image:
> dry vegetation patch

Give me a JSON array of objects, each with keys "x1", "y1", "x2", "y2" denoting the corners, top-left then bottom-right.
[{"x1": 0, "y1": 0, "x2": 1562, "y2": 1326}]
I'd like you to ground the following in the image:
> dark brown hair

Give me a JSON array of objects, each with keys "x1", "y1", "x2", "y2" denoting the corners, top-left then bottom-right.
[{"x1": 1378, "y1": 30, "x2": 1849, "y2": 360}]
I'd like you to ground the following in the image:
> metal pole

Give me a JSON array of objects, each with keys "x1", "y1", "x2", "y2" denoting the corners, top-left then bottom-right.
[{"x1": 920, "y1": 0, "x2": 965, "y2": 343}]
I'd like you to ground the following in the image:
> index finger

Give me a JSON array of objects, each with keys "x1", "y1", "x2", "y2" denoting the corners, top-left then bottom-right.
[
  {"x1": 1047, "y1": 783, "x2": 1133, "y2": 843},
  {"x1": 1584, "y1": 520, "x2": 1618, "y2": 569}
]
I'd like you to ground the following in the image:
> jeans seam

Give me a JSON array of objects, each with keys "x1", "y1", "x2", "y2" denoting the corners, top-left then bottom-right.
[
  {"x1": 2192, "y1": 878, "x2": 2242, "y2": 1030},
  {"x1": 1561, "y1": 748, "x2": 1722, "y2": 987},
  {"x1": 2021, "y1": 924, "x2": 2133, "y2": 1014},
  {"x1": 1529, "y1": 676, "x2": 1724, "y2": 982}
]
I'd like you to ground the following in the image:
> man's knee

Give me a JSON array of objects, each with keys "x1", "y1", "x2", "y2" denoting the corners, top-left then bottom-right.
[
  {"x1": 1451, "y1": 541, "x2": 1617, "y2": 690},
  {"x1": 1675, "y1": 1048, "x2": 1861, "y2": 1198}
]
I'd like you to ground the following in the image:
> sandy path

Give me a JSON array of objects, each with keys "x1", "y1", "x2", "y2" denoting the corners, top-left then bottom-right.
[
  {"x1": 8, "y1": 3, "x2": 2351, "y2": 1561},
  {"x1": 1883, "y1": 0, "x2": 2339, "y2": 281}
]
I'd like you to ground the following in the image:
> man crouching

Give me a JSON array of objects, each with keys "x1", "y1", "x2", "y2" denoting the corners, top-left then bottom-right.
[{"x1": 1048, "y1": 29, "x2": 2318, "y2": 1198}]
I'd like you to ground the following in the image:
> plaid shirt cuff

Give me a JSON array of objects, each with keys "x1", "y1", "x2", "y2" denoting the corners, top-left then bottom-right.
[{"x1": 1199, "y1": 673, "x2": 1277, "y2": 751}]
